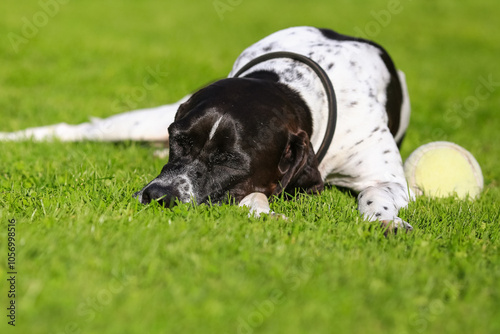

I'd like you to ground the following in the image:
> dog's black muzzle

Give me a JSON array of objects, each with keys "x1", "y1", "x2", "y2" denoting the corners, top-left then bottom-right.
[{"x1": 138, "y1": 183, "x2": 182, "y2": 207}]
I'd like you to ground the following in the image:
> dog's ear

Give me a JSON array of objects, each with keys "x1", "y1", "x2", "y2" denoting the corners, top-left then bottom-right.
[{"x1": 273, "y1": 130, "x2": 324, "y2": 196}]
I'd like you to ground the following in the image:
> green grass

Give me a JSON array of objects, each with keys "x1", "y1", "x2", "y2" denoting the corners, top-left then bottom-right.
[{"x1": 1, "y1": 0, "x2": 500, "y2": 333}]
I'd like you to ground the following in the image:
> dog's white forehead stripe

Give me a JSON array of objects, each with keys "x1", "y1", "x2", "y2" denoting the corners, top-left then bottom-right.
[{"x1": 209, "y1": 116, "x2": 223, "y2": 140}]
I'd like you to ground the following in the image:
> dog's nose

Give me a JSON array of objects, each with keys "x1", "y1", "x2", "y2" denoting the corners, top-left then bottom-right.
[{"x1": 140, "y1": 184, "x2": 179, "y2": 207}]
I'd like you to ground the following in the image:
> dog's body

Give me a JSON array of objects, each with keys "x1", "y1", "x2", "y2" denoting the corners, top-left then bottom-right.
[{"x1": 1, "y1": 27, "x2": 413, "y2": 230}]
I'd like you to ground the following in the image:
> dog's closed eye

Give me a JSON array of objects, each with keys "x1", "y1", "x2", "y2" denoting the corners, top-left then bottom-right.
[{"x1": 170, "y1": 135, "x2": 193, "y2": 155}]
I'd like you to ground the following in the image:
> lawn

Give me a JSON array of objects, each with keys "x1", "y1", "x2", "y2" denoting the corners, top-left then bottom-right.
[{"x1": 1, "y1": 0, "x2": 499, "y2": 333}]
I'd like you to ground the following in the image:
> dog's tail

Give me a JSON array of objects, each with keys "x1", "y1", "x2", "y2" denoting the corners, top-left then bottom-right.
[{"x1": 394, "y1": 70, "x2": 411, "y2": 146}]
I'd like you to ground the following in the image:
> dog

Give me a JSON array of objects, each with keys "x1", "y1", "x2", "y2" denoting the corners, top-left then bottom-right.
[{"x1": 0, "y1": 27, "x2": 413, "y2": 232}]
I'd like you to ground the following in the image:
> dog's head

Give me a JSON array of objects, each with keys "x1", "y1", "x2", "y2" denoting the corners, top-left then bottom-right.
[{"x1": 134, "y1": 75, "x2": 323, "y2": 207}]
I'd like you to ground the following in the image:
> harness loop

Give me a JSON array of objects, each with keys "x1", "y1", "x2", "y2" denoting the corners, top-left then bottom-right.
[{"x1": 234, "y1": 51, "x2": 337, "y2": 163}]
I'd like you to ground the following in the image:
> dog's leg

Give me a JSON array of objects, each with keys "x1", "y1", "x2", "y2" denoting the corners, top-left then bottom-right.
[
  {"x1": 0, "y1": 96, "x2": 190, "y2": 142},
  {"x1": 355, "y1": 133, "x2": 415, "y2": 233},
  {"x1": 356, "y1": 73, "x2": 413, "y2": 235},
  {"x1": 330, "y1": 127, "x2": 414, "y2": 234}
]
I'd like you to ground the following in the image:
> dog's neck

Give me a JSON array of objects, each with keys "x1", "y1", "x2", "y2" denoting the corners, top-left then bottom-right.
[{"x1": 232, "y1": 61, "x2": 329, "y2": 153}]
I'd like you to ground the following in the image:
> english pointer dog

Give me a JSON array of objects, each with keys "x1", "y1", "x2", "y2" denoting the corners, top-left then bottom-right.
[{"x1": 1, "y1": 27, "x2": 413, "y2": 232}]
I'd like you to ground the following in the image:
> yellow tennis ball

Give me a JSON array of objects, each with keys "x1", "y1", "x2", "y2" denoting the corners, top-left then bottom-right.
[{"x1": 404, "y1": 141, "x2": 483, "y2": 199}]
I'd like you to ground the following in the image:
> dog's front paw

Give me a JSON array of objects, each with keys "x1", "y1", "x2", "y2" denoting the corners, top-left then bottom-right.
[
  {"x1": 380, "y1": 218, "x2": 413, "y2": 236},
  {"x1": 239, "y1": 192, "x2": 287, "y2": 219}
]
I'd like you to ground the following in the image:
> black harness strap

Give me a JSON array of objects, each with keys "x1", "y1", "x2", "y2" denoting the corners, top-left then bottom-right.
[{"x1": 234, "y1": 51, "x2": 337, "y2": 163}]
